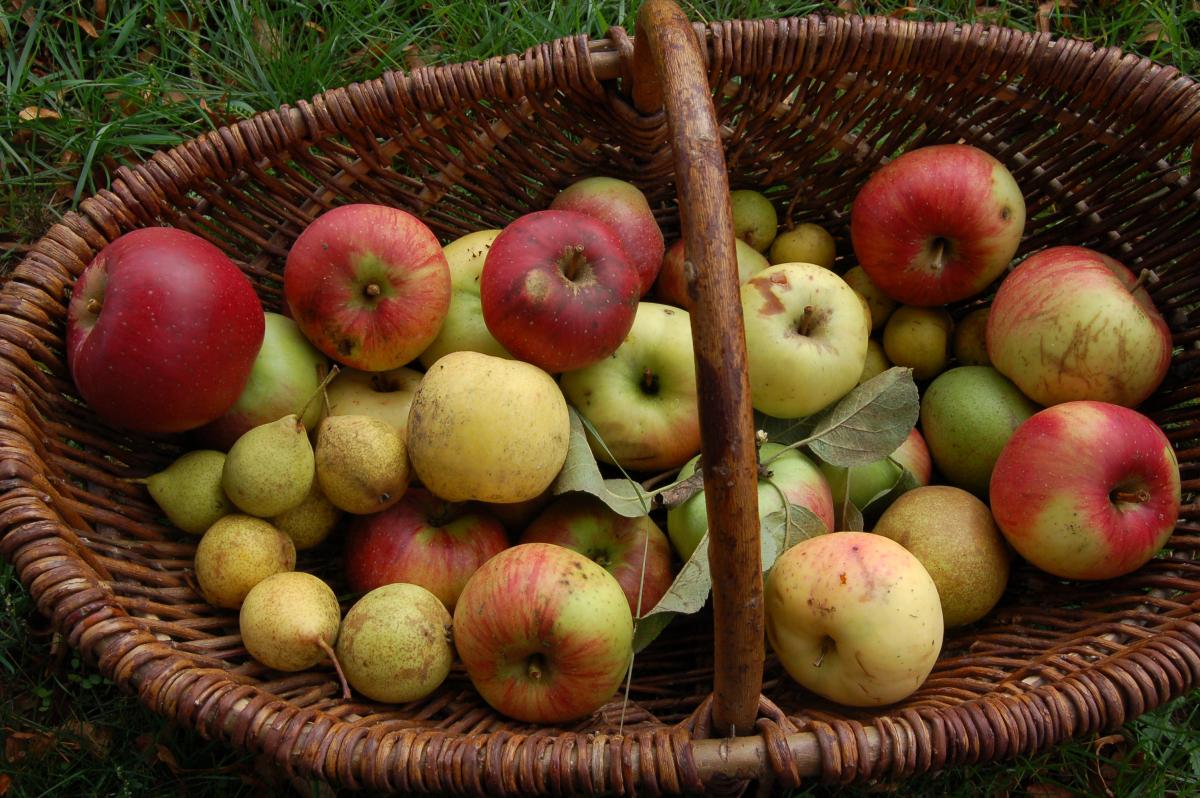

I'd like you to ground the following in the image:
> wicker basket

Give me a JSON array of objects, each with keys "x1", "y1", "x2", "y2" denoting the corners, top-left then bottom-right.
[{"x1": 3, "y1": 0, "x2": 1200, "y2": 791}]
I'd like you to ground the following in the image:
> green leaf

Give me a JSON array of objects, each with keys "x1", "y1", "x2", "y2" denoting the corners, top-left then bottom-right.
[
  {"x1": 839, "y1": 467, "x2": 865, "y2": 532},
  {"x1": 631, "y1": 609, "x2": 676, "y2": 653},
  {"x1": 861, "y1": 457, "x2": 923, "y2": 516},
  {"x1": 550, "y1": 408, "x2": 650, "y2": 517},
  {"x1": 761, "y1": 502, "x2": 828, "y2": 567},
  {"x1": 631, "y1": 532, "x2": 714, "y2": 651},
  {"x1": 805, "y1": 367, "x2": 919, "y2": 467}
]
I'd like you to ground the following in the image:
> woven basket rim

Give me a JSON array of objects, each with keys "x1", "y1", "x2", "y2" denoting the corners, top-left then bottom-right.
[{"x1": 4, "y1": 11, "x2": 1200, "y2": 792}]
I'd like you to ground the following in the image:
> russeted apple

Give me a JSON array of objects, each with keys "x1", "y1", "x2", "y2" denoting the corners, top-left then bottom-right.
[{"x1": 987, "y1": 246, "x2": 1172, "y2": 408}]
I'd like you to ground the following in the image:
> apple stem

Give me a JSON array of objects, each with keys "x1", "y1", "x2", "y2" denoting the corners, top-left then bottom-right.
[
  {"x1": 86, "y1": 297, "x2": 102, "y2": 315},
  {"x1": 316, "y1": 637, "x2": 351, "y2": 701},
  {"x1": 929, "y1": 237, "x2": 951, "y2": 273},
  {"x1": 526, "y1": 654, "x2": 545, "y2": 682},
  {"x1": 796, "y1": 305, "x2": 816, "y2": 336},
  {"x1": 297, "y1": 364, "x2": 341, "y2": 427},
  {"x1": 560, "y1": 244, "x2": 588, "y2": 281},
  {"x1": 363, "y1": 282, "x2": 382, "y2": 299},
  {"x1": 641, "y1": 367, "x2": 659, "y2": 395},
  {"x1": 813, "y1": 635, "x2": 834, "y2": 669},
  {"x1": 1112, "y1": 488, "x2": 1151, "y2": 504}
]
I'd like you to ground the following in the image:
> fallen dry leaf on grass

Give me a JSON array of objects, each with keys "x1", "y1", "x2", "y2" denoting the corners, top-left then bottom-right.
[
  {"x1": 74, "y1": 16, "x2": 98, "y2": 38},
  {"x1": 1036, "y1": 0, "x2": 1077, "y2": 34},
  {"x1": 17, "y1": 107, "x2": 60, "y2": 122}
]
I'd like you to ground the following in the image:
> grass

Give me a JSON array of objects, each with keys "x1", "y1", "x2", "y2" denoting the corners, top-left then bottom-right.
[{"x1": 3, "y1": 0, "x2": 1200, "y2": 795}]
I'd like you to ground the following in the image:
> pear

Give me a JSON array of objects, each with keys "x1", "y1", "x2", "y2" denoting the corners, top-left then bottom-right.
[
  {"x1": 222, "y1": 414, "x2": 314, "y2": 517},
  {"x1": 240, "y1": 571, "x2": 348, "y2": 696},
  {"x1": 336, "y1": 583, "x2": 453, "y2": 704},
  {"x1": 194, "y1": 515, "x2": 296, "y2": 609},
  {"x1": 139, "y1": 450, "x2": 234, "y2": 535},
  {"x1": 271, "y1": 482, "x2": 342, "y2": 550},
  {"x1": 315, "y1": 415, "x2": 409, "y2": 515}
]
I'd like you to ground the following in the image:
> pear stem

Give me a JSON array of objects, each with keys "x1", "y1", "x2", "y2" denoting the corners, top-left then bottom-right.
[
  {"x1": 317, "y1": 637, "x2": 351, "y2": 701},
  {"x1": 297, "y1": 364, "x2": 341, "y2": 427}
]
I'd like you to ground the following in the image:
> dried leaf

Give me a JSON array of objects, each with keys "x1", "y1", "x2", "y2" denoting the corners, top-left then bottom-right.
[
  {"x1": 404, "y1": 43, "x2": 427, "y2": 71},
  {"x1": 94, "y1": 0, "x2": 107, "y2": 17},
  {"x1": 1036, "y1": 1, "x2": 1076, "y2": 35},
  {"x1": 0, "y1": 772, "x2": 11, "y2": 795},
  {"x1": 75, "y1": 16, "x2": 98, "y2": 37},
  {"x1": 252, "y1": 16, "x2": 281, "y2": 58},
  {"x1": 657, "y1": 469, "x2": 705, "y2": 509},
  {"x1": 889, "y1": 6, "x2": 917, "y2": 17},
  {"x1": 804, "y1": 367, "x2": 919, "y2": 467},
  {"x1": 18, "y1": 107, "x2": 60, "y2": 122},
  {"x1": 164, "y1": 10, "x2": 196, "y2": 31},
  {"x1": 549, "y1": 409, "x2": 653, "y2": 517},
  {"x1": 155, "y1": 743, "x2": 181, "y2": 773},
  {"x1": 1138, "y1": 22, "x2": 1170, "y2": 43},
  {"x1": 62, "y1": 720, "x2": 113, "y2": 758},
  {"x1": 304, "y1": 20, "x2": 326, "y2": 36},
  {"x1": 836, "y1": 0, "x2": 858, "y2": 11},
  {"x1": 4, "y1": 730, "x2": 55, "y2": 763}
]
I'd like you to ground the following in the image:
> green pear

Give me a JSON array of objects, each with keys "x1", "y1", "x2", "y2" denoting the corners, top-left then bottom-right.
[
  {"x1": 336, "y1": 583, "x2": 453, "y2": 703},
  {"x1": 315, "y1": 415, "x2": 409, "y2": 515},
  {"x1": 919, "y1": 366, "x2": 1038, "y2": 498},
  {"x1": 858, "y1": 339, "x2": 890, "y2": 385},
  {"x1": 730, "y1": 189, "x2": 778, "y2": 252},
  {"x1": 271, "y1": 481, "x2": 342, "y2": 550},
  {"x1": 222, "y1": 414, "x2": 314, "y2": 517},
  {"x1": 194, "y1": 515, "x2": 296, "y2": 609},
  {"x1": 953, "y1": 307, "x2": 991, "y2": 367},
  {"x1": 769, "y1": 222, "x2": 836, "y2": 269},
  {"x1": 139, "y1": 450, "x2": 234, "y2": 535},
  {"x1": 883, "y1": 305, "x2": 953, "y2": 381},
  {"x1": 240, "y1": 572, "x2": 343, "y2": 680}
]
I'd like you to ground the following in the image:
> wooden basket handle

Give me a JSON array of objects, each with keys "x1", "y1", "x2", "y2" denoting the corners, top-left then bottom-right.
[{"x1": 632, "y1": 0, "x2": 763, "y2": 737}]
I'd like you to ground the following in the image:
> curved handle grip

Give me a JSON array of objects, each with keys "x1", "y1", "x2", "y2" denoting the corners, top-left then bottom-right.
[{"x1": 633, "y1": 0, "x2": 763, "y2": 737}]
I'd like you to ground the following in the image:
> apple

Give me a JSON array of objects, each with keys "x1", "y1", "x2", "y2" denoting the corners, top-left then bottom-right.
[
  {"x1": 284, "y1": 204, "x2": 451, "y2": 371},
  {"x1": 987, "y1": 246, "x2": 1172, "y2": 407},
  {"x1": 842, "y1": 266, "x2": 897, "y2": 332},
  {"x1": 520, "y1": 494, "x2": 674, "y2": 617},
  {"x1": 769, "y1": 223, "x2": 836, "y2": 269},
  {"x1": 820, "y1": 427, "x2": 932, "y2": 525},
  {"x1": 668, "y1": 442, "x2": 834, "y2": 561},
  {"x1": 66, "y1": 227, "x2": 264, "y2": 434},
  {"x1": 418, "y1": 229, "x2": 511, "y2": 368},
  {"x1": 195, "y1": 312, "x2": 329, "y2": 450},
  {"x1": 550, "y1": 177, "x2": 665, "y2": 295},
  {"x1": 453, "y1": 542, "x2": 634, "y2": 724},
  {"x1": 480, "y1": 210, "x2": 641, "y2": 373},
  {"x1": 741, "y1": 263, "x2": 870, "y2": 418},
  {"x1": 342, "y1": 488, "x2": 509, "y2": 611},
  {"x1": 919, "y1": 366, "x2": 1037, "y2": 498},
  {"x1": 883, "y1": 306, "x2": 953, "y2": 381},
  {"x1": 859, "y1": 339, "x2": 890, "y2": 384},
  {"x1": 407, "y1": 352, "x2": 570, "y2": 504},
  {"x1": 873, "y1": 485, "x2": 1011, "y2": 628},
  {"x1": 730, "y1": 189, "x2": 778, "y2": 252},
  {"x1": 655, "y1": 237, "x2": 769, "y2": 312},
  {"x1": 990, "y1": 400, "x2": 1181, "y2": 581},
  {"x1": 560, "y1": 302, "x2": 700, "y2": 472},
  {"x1": 953, "y1": 306, "x2": 990, "y2": 366},
  {"x1": 766, "y1": 531, "x2": 943, "y2": 706},
  {"x1": 325, "y1": 366, "x2": 422, "y2": 439},
  {"x1": 850, "y1": 143, "x2": 1026, "y2": 306}
]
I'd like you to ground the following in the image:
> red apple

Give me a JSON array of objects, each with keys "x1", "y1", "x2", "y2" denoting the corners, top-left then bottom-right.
[
  {"x1": 67, "y1": 227, "x2": 264, "y2": 434},
  {"x1": 284, "y1": 204, "x2": 451, "y2": 371},
  {"x1": 342, "y1": 488, "x2": 509, "y2": 611},
  {"x1": 987, "y1": 246, "x2": 1172, "y2": 408},
  {"x1": 990, "y1": 401, "x2": 1180, "y2": 581},
  {"x1": 480, "y1": 210, "x2": 640, "y2": 373},
  {"x1": 850, "y1": 143, "x2": 1026, "y2": 306},
  {"x1": 453, "y1": 543, "x2": 634, "y2": 724},
  {"x1": 519, "y1": 494, "x2": 674, "y2": 618},
  {"x1": 550, "y1": 177, "x2": 664, "y2": 295},
  {"x1": 655, "y1": 237, "x2": 769, "y2": 312}
]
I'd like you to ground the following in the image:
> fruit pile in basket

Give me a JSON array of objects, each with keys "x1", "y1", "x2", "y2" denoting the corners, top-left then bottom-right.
[{"x1": 66, "y1": 142, "x2": 1181, "y2": 724}]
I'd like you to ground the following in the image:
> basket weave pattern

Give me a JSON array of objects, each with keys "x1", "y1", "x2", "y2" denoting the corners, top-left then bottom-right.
[{"x1": 2, "y1": 11, "x2": 1200, "y2": 793}]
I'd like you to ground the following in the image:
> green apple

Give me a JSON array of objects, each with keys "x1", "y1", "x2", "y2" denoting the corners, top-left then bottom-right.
[
  {"x1": 873, "y1": 485, "x2": 1011, "y2": 628},
  {"x1": 819, "y1": 427, "x2": 933, "y2": 526},
  {"x1": 765, "y1": 532, "x2": 943, "y2": 707},
  {"x1": 195, "y1": 312, "x2": 329, "y2": 450},
  {"x1": 418, "y1": 229, "x2": 511, "y2": 368},
  {"x1": 953, "y1": 306, "x2": 990, "y2": 366},
  {"x1": 667, "y1": 442, "x2": 834, "y2": 561},
  {"x1": 920, "y1": 366, "x2": 1038, "y2": 498},
  {"x1": 742, "y1": 263, "x2": 870, "y2": 418},
  {"x1": 325, "y1": 366, "x2": 422, "y2": 438},
  {"x1": 769, "y1": 223, "x2": 835, "y2": 269},
  {"x1": 883, "y1": 305, "x2": 953, "y2": 381},
  {"x1": 561, "y1": 302, "x2": 700, "y2": 472},
  {"x1": 730, "y1": 189, "x2": 778, "y2": 252}
]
